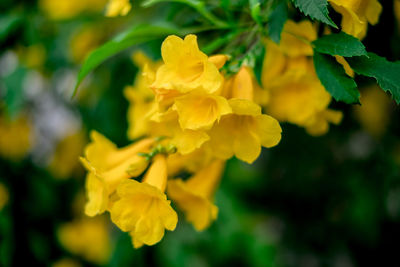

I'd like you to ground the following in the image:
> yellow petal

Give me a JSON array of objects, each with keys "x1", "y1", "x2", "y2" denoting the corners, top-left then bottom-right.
[
  {"x1": 209, "y1": 54, "x2": 229, "y2": 69},
  {"x1": 173, "y1": 93, "x2": 231, "y2": 130},
  {"x1": 230, "y1": 67, "x2": 254, "y2": 101},
  {"x1": 153, "y1": 35, "x2": 223, "y2": 94},
  {"x1": 105, "y1": 0, "x2": 131, "y2": 17},
  {"x1": 110, "y1": 179, "x2": 177, "y2": 246},
  {"x1": 143, "y1": 154, "x2": 168, "y2": 192},
  {"x1": 84, "y1": 173, "x2": 108, "y2": 217},
  {"x1": 172, "y1": 128, "x2": 210, "y2": 155},
  {"x1": 234, "y1": 130, "x2": 261, "y2": 164},
  {"x1": 168, "y1": 179, "x2": 218, "y2": 231},
  {"x1": 279, "y1": 20, "x2": 317, "y2": 57},
  {"x1": 255, "y1": 114, "x2": 282, "y2": 148},
  {"x1": 335, "y1": 55, "x2": 354, "y2": 77},
  {"x1": 228, "y1": 98, "x2": 261, "y2": 116}
]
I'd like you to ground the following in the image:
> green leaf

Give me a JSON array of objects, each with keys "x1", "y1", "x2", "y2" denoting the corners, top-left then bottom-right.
[
  {"x1": 73, "y1": 23, "x2": 180, "y2": 96},
  {"x1": 314, "y1": 52, "x2": 360, "y2": 104},
  {"x1": 142, "y1": 0, "x2": 229, "y2": 27},
  {"x1": 4, "y1": 67, "x2": 27, "y2": 118},
  {"x1": 0, "y1": 14, "x2": 22, "y2": 43},
  {"x1": 291, "y1": 0, "x2": 337, "y2": 28},
  {"x1": 249, "y1": 0, "x2": 263, "y2": 26},
  {"x1": 347, "y1": 53, "x2": 400, "y2": 104},
  {"x1": 268, "y1": 0, "x2": 288, "y2": 43},
  {"x1": 312, "y1": 32, "x2": 367, "y2": 57}
]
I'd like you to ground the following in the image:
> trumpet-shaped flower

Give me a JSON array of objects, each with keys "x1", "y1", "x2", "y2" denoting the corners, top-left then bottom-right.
[
  {"x1": 207, "y1": 99, "x2": 282, "y2": 164},
  {"x1": 222, "y1": 67, "x2": 269, "y2": 105},
  {"x1": 81, "y1": 131, "x2": 153, "y2": 216},
  {"x1": 57, "y1": 217, "x2": 111, "y2": 264},
  {"x1": 173, "y1": 91, "x2": 231, "y2": 130},
  {"x1": 279, "y1": 20, "x2": 317, "y2": 57},
  {"x1": 266, "y1": 72, "x2": 332, "y2": 126},
  {"x1": 168, "y1": 160, "x2": 225, "y2": 231},
  {"x1": 150, "y1": 111, "x2": 210, "y2": 154},
  {"x1": 152, "y1": 35, "x2": 223, "y2": 94},
  {"x1": 167, "y1": 147, "x2": 214, "y2": 176},
  {"x1": 329, "y1": 0, "x2": 382, "y2": 39},
  {"x1": 262, "y1": 42, "x2": 342, "y2": 135},
  {"x1": 125, "y1": 52, "x2": 161, "y2": 139},
  {"x1": 110, "y1": 155, "x2": 178, "y2": 248},
  {"x1": 105, "y1": 0, "x2": 132, "y2": 17}
]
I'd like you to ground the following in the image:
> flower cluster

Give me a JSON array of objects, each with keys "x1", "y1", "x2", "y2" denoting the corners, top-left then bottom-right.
[
  {"x1": 262, "y1": 20, "x2": 343, "y2": 136},
  {"x1": 81, "y1": 34, "x2": 282, "y2": 248}
]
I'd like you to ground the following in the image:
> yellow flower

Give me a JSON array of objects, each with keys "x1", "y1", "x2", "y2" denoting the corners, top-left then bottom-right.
[
  {"x1": 173, "y1": 91, "x2": 231, "y2": 130},
  {"x1": 105, "y1": 0, "x2": 132, "y2": 17},
  {"x1": 329, "y1": 0, "x2": 382, "y2": 39},
  {"x1": 168, "y1": 160, "x2": 225, "y2": 231},
  {"x1": 0, "y1": 183, "x2": 9, "y2": 211},
  {"x1": 39, "y1": 0, "x2": 107, "y2": 20},
  {"x1": 167, "y1": 147, "x2": 214, "y2": 176},
  {"x1": 279, "y1": 20, "x2": 317, "y2": 57},
  {"x1": 125, "y1": 52, "x2": 161, "y2": 139},
  {"x1": 266, "y1": 70, "x2": 332, "y2": 126},
  {"x1": 57, "y1": 217, "x2": 111, "y2": 264},
  {"x1": 110, "y1": 155, "x2": 178, "y2": 248},
  {"x1": 222, "y1": 66, "x2": 269, "y2": 105},
  {"x1": 48, "y1": 131, "x2": 86, "y2": 179},
  {"x1": 207, "y1": 99, "x2": 282, "y2": 164},
  {"x1": 152, "y1": 35, "x2": 223, "y2": 94},
  {"x1": 150, "y1": 111, "x2": 210, "y2": 155},
  {"x1": 0, "y1": 114, "x2": 32, "y2": 161},
  {"x1": 305, "y1": 110, "x2": 343, "y2": 136},
  {"x1": 262, "y1": 42, "x2": 342, "y2": 135},
  {"x1": 70, "y1": 25, "x2": 103, "y2": 63},
  {"x1": 81, "y1": 131, "x2": 153, "y2": 216},
  {"x1": 353, "y1": 85, "x2": 392, "y2": 137}
]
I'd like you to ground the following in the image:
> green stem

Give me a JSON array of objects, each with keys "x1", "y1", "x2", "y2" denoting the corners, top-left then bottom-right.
[
  {"x1": 202, "y1": 30, "x2": 244, "y2": 54},
  {"x1": 190, "y1": 1, "x2": 229, "y2": 28}
]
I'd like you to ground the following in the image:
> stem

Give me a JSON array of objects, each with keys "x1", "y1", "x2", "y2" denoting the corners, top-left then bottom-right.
[
  {"x1": 202, "y1": 30, "x2": 244, "y2": 54},
  {"x1": 191, "y1": 1, "x2": 229, "y2": 28}
]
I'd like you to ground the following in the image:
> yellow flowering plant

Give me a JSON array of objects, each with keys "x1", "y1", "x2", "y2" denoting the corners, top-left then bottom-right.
[
  {"x1": 2, "y1": 0, "x2": 400, "y2": 265},
  {"x1": 70, "y1": 0, "x2": 400, "y2": 249}
]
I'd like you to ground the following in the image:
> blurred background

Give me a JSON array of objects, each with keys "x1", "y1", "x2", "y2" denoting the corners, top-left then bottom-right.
[{"x1": 1, "y1": 0, "x2": 400, "y2": 266}]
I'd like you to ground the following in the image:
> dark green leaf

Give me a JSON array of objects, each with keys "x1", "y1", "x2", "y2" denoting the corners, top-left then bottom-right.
[
  {"x1": 347, "y1": 53, "x2": 400, "y2": 104},
  {"x1": 314, "y1": 52, "x2": 360, "y2": 104},
  {"x1": 291, "y1": 0, "x2": 337, "y2": 28},
  {"x1": 312, "y1": 32, "x2": 367, "y2": 57},
  {"x1": 73, "y1": 23, "x2": 180, "y2": 96},
  {"x1": 268, "y1": 1, "x2": 288, "y2": 43},
  {"x1": 0, "y1": 14, "x2": 22, "y2": 43}
]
